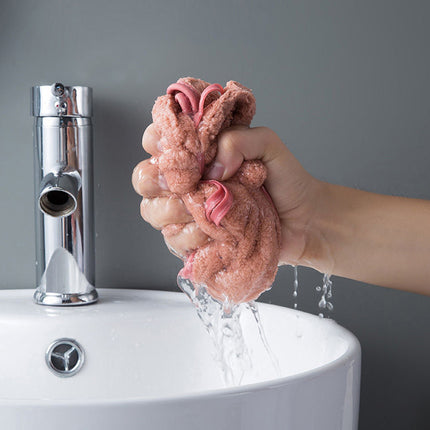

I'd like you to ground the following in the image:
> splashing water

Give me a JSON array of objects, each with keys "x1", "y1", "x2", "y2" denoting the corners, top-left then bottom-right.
[
  {"x1": 177, "y1": 275, "x2": 280, "y2": 385},
  {"x1": 316, "y1": 273, "x2": 334, "y2": 318},
  {"x1": 177, "y1": 276, "x2": 250, "y2": 385},
  {"x1": 292, "y1": 265, "x2": 299, "y2": 309}
]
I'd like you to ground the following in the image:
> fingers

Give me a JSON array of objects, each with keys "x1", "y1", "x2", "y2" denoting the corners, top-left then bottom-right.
[
  {"x1": 204, "y1": 126, "x2": 288, "y2": 181},
  {"x1": 137, "y1": 123, "x2": 208, "y2": 254},
  {"x1": 204, "y1": 126, "x2": 311, "y2": 217},
  {"x1": 140, "y1": 196, "x2": 193, "y2": 230},
  {"x1": 142, "y1": 123, "x2": 162, "y2": 156},
  {"x1": 163, "y1": 222, "x2": 209, "y2": 258},
  {"x1": 137, "y1": 123, "x2": 195, "y2": 234},
  {"x1": 133, "y1": 159, "x2": 195, "y2": 232},
  {"x1": 132, "y1": 159, "x2": 169, "y2": 197}
]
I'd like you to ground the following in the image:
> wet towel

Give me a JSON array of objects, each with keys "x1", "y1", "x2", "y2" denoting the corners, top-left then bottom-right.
[{"x1": 152, "y1": 77, "x2": 281, "y2": 304}]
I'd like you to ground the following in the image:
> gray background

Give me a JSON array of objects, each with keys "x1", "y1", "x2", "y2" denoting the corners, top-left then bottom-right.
[{"x1": 1, "y1": 0, "x2": 429, "y2": 428}]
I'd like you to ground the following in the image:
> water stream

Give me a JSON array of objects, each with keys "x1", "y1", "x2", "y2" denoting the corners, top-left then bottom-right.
[
  {"x1": 247, "y1": 301, "x2": 281, "y2": 375},
  {"x1": 177, "y1": 275, "x2": 280, "y2": 386},
  {"x1": 178, "y1": 268, "x2": 334, "y2": 384}
]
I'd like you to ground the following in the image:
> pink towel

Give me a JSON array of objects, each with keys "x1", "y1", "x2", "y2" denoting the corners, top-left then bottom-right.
[{"x1": 152, "y1": 77, "x2": 281, "y2": 304}]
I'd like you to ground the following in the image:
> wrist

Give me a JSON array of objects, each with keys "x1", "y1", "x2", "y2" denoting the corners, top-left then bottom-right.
[
  {"x1": 277, "y1": 175, "x2": 332, "y2": 272},
  {"x1": 296, "y1": 179, "x2": 338, "y2": 274}
]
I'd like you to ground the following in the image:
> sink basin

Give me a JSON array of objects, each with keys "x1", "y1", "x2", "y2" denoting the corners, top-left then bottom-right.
[{"x1": 0, "y1": 288, "x2": 360, "y2": 429}]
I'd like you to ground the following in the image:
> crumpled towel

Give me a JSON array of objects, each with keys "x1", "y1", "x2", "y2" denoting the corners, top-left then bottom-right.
[{"x1": 151, "y1": 77, "x2": 281, "y2": 304}]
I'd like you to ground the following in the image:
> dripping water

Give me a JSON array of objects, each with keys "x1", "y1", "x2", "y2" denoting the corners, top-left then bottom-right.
[
  {"x1": 292, "y1": 265, "x2": 299, "y2": 309},
  {"x1": 316, "y1": 273, "x2": 333, "y2": 318}
]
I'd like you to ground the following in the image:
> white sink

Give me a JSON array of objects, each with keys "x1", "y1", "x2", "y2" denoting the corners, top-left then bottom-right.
[{"x1": 0, "y1": 289, "x2": 360, "y2": 430}]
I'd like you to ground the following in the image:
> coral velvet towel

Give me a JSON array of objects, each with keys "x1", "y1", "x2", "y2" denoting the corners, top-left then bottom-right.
[{"x1": 151, "y1": 77, "x2": 281, "y2": 304}]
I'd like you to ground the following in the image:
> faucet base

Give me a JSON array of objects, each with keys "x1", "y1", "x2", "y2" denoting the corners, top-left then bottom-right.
[{"x1": 33, "y1": 289, "x2": 99, "y2": 306}]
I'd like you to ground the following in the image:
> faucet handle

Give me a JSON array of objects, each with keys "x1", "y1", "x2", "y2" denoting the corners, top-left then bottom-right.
[{"x1": 31, "y1": 83, "x2": 92, "y2": 118}]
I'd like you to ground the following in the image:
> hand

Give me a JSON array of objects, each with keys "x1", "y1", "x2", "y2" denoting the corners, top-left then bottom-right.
[
  {"x1": 132, "y1": 125, "x2": 324, "y2": 268},
  {"x1": 133, "y1": 124, "x2": 430, "y2": 295}
]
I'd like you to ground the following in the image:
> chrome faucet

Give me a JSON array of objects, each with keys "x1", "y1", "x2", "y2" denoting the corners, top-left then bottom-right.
[{"x1": 31, "y1": 83, "x2": 98, "y2": 306}]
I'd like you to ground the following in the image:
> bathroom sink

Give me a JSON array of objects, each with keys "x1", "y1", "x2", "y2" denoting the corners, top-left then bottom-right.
[{"x1": 0, "y1": 288, "x2": 360, "y2": 430}]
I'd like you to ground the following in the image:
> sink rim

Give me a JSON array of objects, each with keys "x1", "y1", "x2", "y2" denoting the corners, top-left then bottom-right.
[{"x1": 0, "y1": 288, "x2": 361, "y2": 406}]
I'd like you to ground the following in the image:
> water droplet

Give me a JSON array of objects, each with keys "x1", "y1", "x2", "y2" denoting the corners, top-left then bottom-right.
[
  {"x1": 292, "y1": 265, "x2": 299, "y2": 309},
  {"x1": 222, "y1": 326, "x2": 233, "y2": 336},
  {"x1": 317, "y1": 274, "x2": 334, "y2": 315}
]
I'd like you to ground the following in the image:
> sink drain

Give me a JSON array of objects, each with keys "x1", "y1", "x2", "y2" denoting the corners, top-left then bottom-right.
[{"x1": 46, "y1": 338, "x2": 85, "y2": 377}]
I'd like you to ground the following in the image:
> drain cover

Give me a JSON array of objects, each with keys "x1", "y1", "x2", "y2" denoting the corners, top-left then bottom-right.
[{"x1": 46, "y1": 338, "x2": 85, "y2": 377}]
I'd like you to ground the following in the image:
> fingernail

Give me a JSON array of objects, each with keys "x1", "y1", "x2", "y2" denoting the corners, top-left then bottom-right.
[{"x1": 205, "y1": 162, "x2": 225, "y2": 180}]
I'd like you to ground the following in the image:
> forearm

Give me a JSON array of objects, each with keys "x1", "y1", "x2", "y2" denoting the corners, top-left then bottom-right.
[{"x1": 305, "y1": 181, "x2": 430, "y2": 295}]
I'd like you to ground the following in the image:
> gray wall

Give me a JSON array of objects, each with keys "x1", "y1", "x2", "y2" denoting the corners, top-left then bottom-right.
[{"x1": 1, "y1": 0, "x2": 429, "y2": 428}]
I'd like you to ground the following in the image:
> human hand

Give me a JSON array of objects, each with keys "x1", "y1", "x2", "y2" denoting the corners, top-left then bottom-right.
[{"x1": 132, "y1": 125, "x2": 326, "y2": 270}]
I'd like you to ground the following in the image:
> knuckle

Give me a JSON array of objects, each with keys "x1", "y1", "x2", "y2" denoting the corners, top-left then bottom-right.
[
  {"x1": 139, "y1": 196, "x2": 191, "y2": 230},
  {"x1": 259, "y1": 126, "x2": 283, "y2": 146},
  {"x1": 218, "y1": 128, "x2": 243, "y2": 154},
  {"x1": 140, "y1": 198, "x2": 162, "y2": 230},
  {"x1": 131, "y1": 161, "x2": 145, "y2": 193},
  {"x1": 133, "y1": 161, "x2": 165, "y2": 198}
]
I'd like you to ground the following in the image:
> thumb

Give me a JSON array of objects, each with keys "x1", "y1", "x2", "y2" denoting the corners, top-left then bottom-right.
[{"x1": 204, "y1": 126, "x2": 287, "y2": 181}]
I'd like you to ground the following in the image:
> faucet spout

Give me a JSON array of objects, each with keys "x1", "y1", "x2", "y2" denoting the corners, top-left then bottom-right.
[
  {"x1": 39, "y1": 171, "x2": 81, "y2": 217},
  {"x1": 31, "y1": 83, "x2": 98, "y2": 306}
]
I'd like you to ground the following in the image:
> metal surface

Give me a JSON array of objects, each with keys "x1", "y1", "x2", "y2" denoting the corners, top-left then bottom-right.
[
  {"x1": 32, "y1": 83, "x2": 98, "y2": 306},
  {"x1": 45, "y1": 338, "x2": 85, "y2": 377},
  {"x1": 34, "y1": 289, "x2": 99, "y2": 306},
  {"x1": 31, "y1": 84, "x2": 92, "y2": 117},
  {"x1": 39, "y1": 171, "x2": 80, "y2": 217}
]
